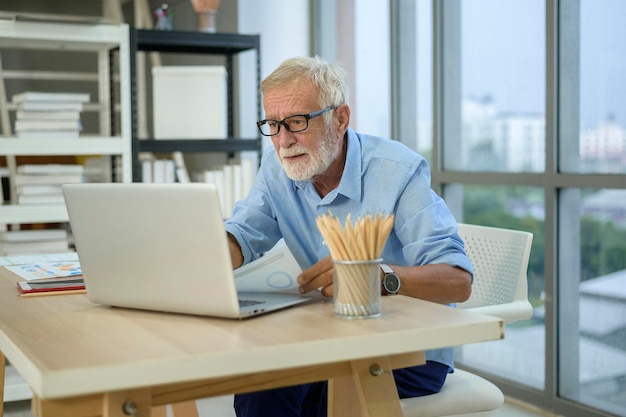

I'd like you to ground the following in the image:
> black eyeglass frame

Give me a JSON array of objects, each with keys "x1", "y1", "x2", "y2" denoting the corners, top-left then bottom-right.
[{"x1": 256, "y1": 105, "x2": 339, "y2": 137}]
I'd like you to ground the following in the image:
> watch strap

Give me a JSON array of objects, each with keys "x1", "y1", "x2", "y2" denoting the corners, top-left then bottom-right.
[{"x1": 380, "y1": 263, "x2": 393, "y2": 275}]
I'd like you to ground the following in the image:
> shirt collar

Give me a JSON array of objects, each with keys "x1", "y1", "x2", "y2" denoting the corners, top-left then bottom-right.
[{"x1": 335, "y1": 128, "x2": 361, "y2": 202}]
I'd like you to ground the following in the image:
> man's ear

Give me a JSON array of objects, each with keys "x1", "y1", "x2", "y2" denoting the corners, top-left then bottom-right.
[{"x1": 335, "y1": 103, "x2": 351, "y2": 134}]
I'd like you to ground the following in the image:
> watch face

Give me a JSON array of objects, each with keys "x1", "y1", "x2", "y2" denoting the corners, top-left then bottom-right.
[{"x1": 384, "y1": 274, "x2": 400, "y2": 294}]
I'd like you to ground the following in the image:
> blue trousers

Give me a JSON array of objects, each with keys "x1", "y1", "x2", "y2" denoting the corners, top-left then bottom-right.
[{"x1": 234, "y1": 361, "x2": 450, "y2": 417}]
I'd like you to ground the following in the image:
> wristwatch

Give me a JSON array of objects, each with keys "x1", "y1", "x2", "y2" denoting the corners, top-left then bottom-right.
[{"x1": 380, "y1": 263, "x2": 401, "y2": 295}]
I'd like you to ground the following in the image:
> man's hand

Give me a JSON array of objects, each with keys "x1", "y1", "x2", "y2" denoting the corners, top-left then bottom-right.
[{"x1": 297, "y1": 256, "x2": 334, "y2": 297}]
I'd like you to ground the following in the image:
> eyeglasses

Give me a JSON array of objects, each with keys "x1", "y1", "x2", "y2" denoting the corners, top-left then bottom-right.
[{"x1": 256, "y1": 105, "x2": 338, "y2": 137}]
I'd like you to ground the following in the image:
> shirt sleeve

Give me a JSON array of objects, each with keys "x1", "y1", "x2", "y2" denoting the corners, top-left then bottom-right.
[{"x1": 392, "y1": 157, "x2": 474, "y2": 276}]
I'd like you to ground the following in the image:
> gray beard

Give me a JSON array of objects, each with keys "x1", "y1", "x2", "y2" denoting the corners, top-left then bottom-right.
[{"x1": 281, "y1": 129, "x2": 340, "y2": 181}]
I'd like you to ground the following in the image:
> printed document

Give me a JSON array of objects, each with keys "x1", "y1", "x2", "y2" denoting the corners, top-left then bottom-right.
[{"x1": 234, "y1": 244, "x2": 302, "y2": 294}]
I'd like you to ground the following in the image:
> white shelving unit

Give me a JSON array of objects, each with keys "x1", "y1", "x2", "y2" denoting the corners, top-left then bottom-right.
[
  {"x1": 0, "y1": 18, "x2": 132, "y2": 225},
  {"x1": 0, "y1": 18, "x2": 131, "y2": 402}
]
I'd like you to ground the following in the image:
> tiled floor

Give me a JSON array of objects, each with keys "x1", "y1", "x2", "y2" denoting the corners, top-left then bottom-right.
[{"x1": 4, "y1": 395, "x2": 556, "y2": 417}]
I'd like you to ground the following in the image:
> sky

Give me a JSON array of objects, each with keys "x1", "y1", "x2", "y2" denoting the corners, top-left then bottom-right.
[{"x1": 443, "y1": 0, "x2": 626, "y2": 129}]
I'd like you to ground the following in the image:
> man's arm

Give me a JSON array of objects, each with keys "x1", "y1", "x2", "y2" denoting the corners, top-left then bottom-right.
[
  {"x1": 227, "y1": 233, "x2": 244, "y2": 269},
  {"x1": 297, "y1": 256, "x2": 472, "y2": 304},
  {"x1": 382, "y1": 263, "x2": 471, "y2": 304}
]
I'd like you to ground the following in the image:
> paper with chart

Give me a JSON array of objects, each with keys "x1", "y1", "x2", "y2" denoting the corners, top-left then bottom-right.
[
  {"x1": 234, "y1": 244, "x2": 303, "y2": 294},
  {"x1": 5, "y1": 260, "x2": 82, "y2": 282}
]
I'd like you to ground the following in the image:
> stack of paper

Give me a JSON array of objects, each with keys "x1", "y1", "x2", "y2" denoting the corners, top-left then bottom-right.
[
  {"x1": 0, "y1": 229, "x2": 71, "y2": 256},
  {"x1": 12, "y1": 91, "x2": 89, "y2": 138},
  {"x1": 3, "y1": 259, "x2": 84, "y2": 296},
  {"x1": 14, "y1": 164, "x2": 84, "y2": 205}
]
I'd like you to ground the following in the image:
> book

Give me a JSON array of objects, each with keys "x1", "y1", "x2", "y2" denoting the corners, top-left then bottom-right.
[
  {"x1": 10, "y1": 258, "x2": 84, "y2": 295},
  {"x1": 203, "y1": 169, "x2": 225, "y2": 216},
  {"x1": 14, "y1": 173, "x2": 83, "y2": 186},
  {"x1": 83, "y1": 156, "x2": 112, "y2": 182},
  {"x1": 222, "y1": 164, "x2": 233, "y2": 217},
  {"x1": 17, "y1": 164, "x2": 84, "y2": 175},
  {"x1": 17, "y1": 102, "x2": 84, "y2": 112},
  {"x1": 232, "y1": 163, "x2": 243, "y2": 204},
  {"x1": 16, "y1": 110, "x2": 80, "y2": 120},
  {"x1": 152, "y1": 159, "x2": 175, "y2": 183},
  {"x1": 17, "y1": 280, "x2": 86, "y2": 296},
  {"x1": 241, "y1": 158, "x2": 256, "y2": 197},
  {"x1": 142, "y1": 159, "x2": 153, "y2": 183},
  {"x1": 12, "y1": 91, "x2": 90, "y2": 104},
  {"x1": 15, "y1": 119, "x2": 82, "y2": 131},
  {"x1": 172, "y1": 152, "x2": 190, "y2": 183},
  {"x1": 0, "y1": 229, "x2": 67, "y2": 243}
]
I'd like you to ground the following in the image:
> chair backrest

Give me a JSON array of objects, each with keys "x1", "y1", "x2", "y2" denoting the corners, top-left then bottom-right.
[{"x1": 456, "y1": 223, "x2": 534, "y2": 324}]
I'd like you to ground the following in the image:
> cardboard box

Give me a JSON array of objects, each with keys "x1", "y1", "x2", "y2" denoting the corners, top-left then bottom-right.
[{"x1": 152, "y1": 66, "x2": 227, "y2": 139}]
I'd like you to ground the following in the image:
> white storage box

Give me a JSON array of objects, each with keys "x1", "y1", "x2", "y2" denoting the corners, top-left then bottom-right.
[{"x1": 152, "y1": 66, "x2": 227, "y2": 139}]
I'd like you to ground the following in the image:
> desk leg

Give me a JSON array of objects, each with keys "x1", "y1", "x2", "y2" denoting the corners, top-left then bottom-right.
[
  {"x1": 151, "y1": 401, "x2": 198, "y2": 417},
  {"x1": 170, "y1": 401, "x2": 199, "y2": 417},
  {"x1": 151, "y1": 405, "x2": 167, "y2": 417},
  {"x1": 328, "y1": 356, "x2": 402, "y2": 417},
  {"x1": 1, "y1": 351, "x2": 5, "y2": 417}
]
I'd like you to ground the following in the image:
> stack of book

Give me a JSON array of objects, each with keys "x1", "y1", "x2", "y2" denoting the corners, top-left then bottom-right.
[
  {"x1": 11, "y1": 91, "x2": 90, "y2": 139},
  {"x1": 14, "y1": 164, "x2": 84, "y2": 205},
  {"x1": 0, "y1": 229, "x2": 71, "y2": 256},
  {"x1": 141, "y1": 152, "x2": 189, "y2": 184},
  {"x1": 197, "y1": 158, "x2": 256, "y2": 218}
]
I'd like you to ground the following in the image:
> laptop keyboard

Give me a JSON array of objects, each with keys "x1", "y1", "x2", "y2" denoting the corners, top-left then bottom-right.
[{"x1": 239, "y1": 299, "x2": 266, "y2": 307}]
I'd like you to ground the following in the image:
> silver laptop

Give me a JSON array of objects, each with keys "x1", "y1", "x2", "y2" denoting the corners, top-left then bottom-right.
[{"x1": 62, "y1": 183, "x2": 310, "y2": 319}]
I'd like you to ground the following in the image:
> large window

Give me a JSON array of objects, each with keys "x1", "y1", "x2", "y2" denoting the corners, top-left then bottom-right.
[
  {"x1": 453, "y1": 185, "x2": 545, "y2": 389},
  {"x1": 570, "y1": 0, "x2": 626, "y2": 174},
  {"x1": 454, "y1": 0, "x2": 545, "y2": 173},
  {"x1": 395, "y1": 0, "x2": 626, "y2": 416},
  {"x1": 446, "y1": 0, "x2": 548, "y2": 393}
]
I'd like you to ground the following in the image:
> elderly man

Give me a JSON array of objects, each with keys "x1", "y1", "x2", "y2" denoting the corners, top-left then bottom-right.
[{"x1": 224, "y1": 56, "x2": 472, "y2": 417}]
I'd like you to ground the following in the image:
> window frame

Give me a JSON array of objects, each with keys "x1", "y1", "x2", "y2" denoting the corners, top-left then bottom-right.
[{"x1": 393, "y1": 0, "x2": 626, "y2": 416}]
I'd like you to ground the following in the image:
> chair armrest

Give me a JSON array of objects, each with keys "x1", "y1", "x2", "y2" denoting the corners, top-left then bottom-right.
[{"x1": 467, "y1": 300, "x2": 533, "y2": 324}]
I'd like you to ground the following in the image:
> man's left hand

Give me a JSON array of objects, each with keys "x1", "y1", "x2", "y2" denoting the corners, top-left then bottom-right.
[{"x1": 297, "y1": 256, "x2": 334, "y2": 297}]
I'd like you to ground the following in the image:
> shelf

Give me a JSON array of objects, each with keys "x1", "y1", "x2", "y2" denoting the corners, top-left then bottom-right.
[
  {"x1": 137, "y1": 138, "x2": 261, "y2": 153},
  {"x1": 0, "y1": 204, "x2": 69, "y2": 224},
  {"x1": 0, "y1": 20, "x2": 132, "y2": 215},
  {"x1": 0, "y1": 137, "x2": 129, "y2": 156},
  {"x1": 129, "y1": 28, "x2": 262, "y2": 182},
  {"x1": 0, "y1": 19, "x2": 127, "y2": 51},
  {"x1": 133, "y1": 29, "x2": 260, "y2": 54}
]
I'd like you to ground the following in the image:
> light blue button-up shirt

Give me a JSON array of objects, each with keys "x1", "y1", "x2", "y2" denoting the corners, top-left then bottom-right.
[{"x1": 225, "y1": 127, "x2": 473, "y2": 370}]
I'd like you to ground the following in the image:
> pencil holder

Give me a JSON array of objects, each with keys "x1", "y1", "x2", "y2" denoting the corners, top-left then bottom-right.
[{"x1": 332, "y1": 258, "x2": 382, "y2": 319}]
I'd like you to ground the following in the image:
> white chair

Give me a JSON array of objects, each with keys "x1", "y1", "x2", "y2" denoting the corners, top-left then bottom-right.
[{"x1": 400, "y1": 223, "x2": 534, "y2": 417}]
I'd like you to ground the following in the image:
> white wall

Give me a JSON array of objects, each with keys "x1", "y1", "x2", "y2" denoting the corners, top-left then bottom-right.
[
  {"x1": 236, "y1": 0, "x2": 392, "y2": 142},
  {"x1": 315, "y1": 0, "x2": 391, "y2": 138},
  {"x1": 236, "y1": 0, "x2": 311, "y2": 150}
]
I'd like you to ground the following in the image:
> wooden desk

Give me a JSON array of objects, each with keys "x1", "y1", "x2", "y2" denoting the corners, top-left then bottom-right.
[{"x1": 0, "y1": 267, "x2": 504, "y2": 417}]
